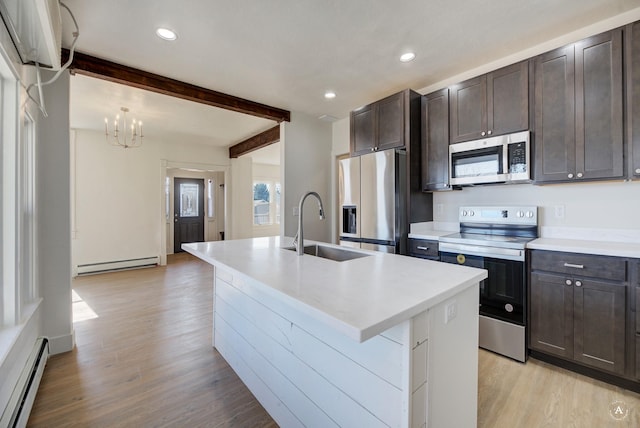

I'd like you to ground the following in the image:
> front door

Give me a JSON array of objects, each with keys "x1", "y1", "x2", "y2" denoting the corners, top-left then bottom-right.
[{"x1": 174, "y1": 178, "x2": 204, "y2": 253}]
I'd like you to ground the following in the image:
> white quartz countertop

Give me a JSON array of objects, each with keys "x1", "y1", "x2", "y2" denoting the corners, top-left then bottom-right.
[
  {"x1": 183, "y1": 237, "x2": 487, "y2": 342},
  {"x1": 527, "y1": 238, "x2": 640, "y2": 258},
  {"x1": 408, "y1": 230, "x2": 456, "y2": 240},
  {"x1": 408, "y1": 221, "x2": 458, "y2": 241}
]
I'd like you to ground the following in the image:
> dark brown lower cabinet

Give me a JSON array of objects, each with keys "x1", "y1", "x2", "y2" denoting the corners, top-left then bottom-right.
[
  {"x1": 573, "y1": 278, "x2": 626, "y2": 375},
  {"x1": 530, "y1": 272, "x2": 574, "y2": 359},
  {"x1": 530, "y1": 251, "x2": 627, "y2": 377}
]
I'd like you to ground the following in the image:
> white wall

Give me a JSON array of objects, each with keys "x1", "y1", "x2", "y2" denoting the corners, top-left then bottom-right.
[
  {"x1": 38, "y1": 71, "x2": 73, "y2": 355},
  {"x1": 282, "y1": 112, "x2": 333, "y2": 241},
  {"x1": 229, "y1": 156, "x2": 253, "y2": 239},
  {"x1": 434, "y1": 180, "x2": 640, "y2": 232},
  {"x1": 71, "y1": 128, "x2": 230, "y2": 271},
  {"x1": 330, "y1": 118, "x2": 350, "y2": 243}
]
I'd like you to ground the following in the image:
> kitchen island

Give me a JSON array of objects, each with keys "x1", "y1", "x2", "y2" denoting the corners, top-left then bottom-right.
[{"x1": 183, "y1": 237, "x2": 487, "y2": 428}]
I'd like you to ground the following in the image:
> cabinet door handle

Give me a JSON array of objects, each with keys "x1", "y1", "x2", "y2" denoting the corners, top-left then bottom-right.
[
  {"x1": 416, "y1": 246, "x2": 429, "y2": 250},
  {"x1": 577, "y1": 172, "x2": 583, "y2": 178},
  {"x1": 567, "y1": 173, "x2": 574, "y2": 179},
  {"x1": 565, "y1": 279, "x2": 572, "y2": 286},
  {"x1": 487, "y1": 130, "x2": 492, "y2": 135},
  {"x1": 635, "y1": 168, "x2": 640, "y2": 174},
  {"x1": 575, "y1": 280, "x2": 582, "y2": 287},
  {"x1": 481, "y1": 131, "x2": 486, "y2": 136},
  {"x1": 563, "y1": 263, "x2": 584, "y2": 269}
]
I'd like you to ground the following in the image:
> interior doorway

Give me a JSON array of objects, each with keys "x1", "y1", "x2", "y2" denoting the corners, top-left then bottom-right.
[{"x1": 173, "y1": 178, "x2": 205, "y2": 252}]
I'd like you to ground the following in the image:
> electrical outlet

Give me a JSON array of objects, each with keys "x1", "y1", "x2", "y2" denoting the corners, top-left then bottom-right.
[
  {"x1": 445, "y1": 300, "x2": 457, "y2": 324},
  {"x1": 554, "y1": 205, "x2": 565, "y2": 219}
]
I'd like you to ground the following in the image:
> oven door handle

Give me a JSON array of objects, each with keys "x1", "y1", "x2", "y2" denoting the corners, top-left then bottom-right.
[{"x1": 439, "y1": 242, "x2": 525, "y2": 261}]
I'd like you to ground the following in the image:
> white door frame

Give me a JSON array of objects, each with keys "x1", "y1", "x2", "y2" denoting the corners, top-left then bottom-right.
[{"x1": 160, "y1": 159, "x2": 229, "y2": 265}]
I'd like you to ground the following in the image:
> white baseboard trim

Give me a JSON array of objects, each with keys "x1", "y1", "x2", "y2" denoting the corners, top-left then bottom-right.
[
  {"x1": 76, "y1": 256, "x2": 159, "y2": 275},
  {"x1": 47, "y1": 332, "x2": 74, "y2": 355}
]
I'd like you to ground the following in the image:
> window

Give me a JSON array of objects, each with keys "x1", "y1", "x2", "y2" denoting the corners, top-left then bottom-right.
[
  {"x1": 1, "y1": 55, "x2": 19, "y2": 327},
  {"x1": 179, "y1": 183, "x2": 199, "y2": 217},
  {"x1": 0, "y1": 48, "x2": 39, "y2": 328},
  {"x1": 165, "y1": 176, "x2": 170, "y2": 222},
  {"x1": 207, "y1": 179, "x2": 215, "y2": 218},
  {"x1": 19, "y1": 113, "x2": 36, "y2": 306},
  {"x1": 253, "y1": 181, "x2": 280, "y2": 225}
]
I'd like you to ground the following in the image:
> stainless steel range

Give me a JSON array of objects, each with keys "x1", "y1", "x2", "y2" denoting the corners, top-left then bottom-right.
[{"x1": 439, "y1": 206, "x2": 538, "y2": 362}]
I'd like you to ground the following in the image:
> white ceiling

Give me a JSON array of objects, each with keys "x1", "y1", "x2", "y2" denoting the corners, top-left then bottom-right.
[{"x1": 63, "y1": 0, "x2": 640, "y2": 162}]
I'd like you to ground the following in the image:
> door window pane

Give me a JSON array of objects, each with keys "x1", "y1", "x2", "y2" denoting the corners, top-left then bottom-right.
[{"x1": 180, "y1": 183, "x2": 199, "y2": 217}]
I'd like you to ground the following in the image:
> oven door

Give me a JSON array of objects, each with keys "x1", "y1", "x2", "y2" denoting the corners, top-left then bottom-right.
[{"x1": 439, "y1": 251, "x2": 525, "y2": 325}]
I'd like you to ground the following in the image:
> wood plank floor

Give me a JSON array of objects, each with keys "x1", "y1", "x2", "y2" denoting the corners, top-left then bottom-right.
[
  {"x1": 28, "y1": 253, "x2": 276, "y2": 427},
  {"x1": 28, "y1": 253, "x2": 640, "y2": 427}
]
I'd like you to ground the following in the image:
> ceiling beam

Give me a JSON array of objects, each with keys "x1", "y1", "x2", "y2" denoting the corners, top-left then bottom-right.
[
  {"x1": 62, "y1": 49, "x2": 290, "y2": 123},
  {"x1": 229, "y1": 125, "x2": 280, "y2": 158}
]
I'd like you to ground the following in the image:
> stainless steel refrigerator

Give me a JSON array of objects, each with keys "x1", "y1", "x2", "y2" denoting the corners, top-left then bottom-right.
[{"x1": 338, "y1": 150, "x2": 407, "y2": 253}]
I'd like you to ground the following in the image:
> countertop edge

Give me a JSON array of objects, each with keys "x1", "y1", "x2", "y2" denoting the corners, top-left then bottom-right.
[
  {"x1": 527, "y1": 238, "x2": 640, "y2": 258},
  {"x1": 183, "y1": 240, "x2": 487, "y2": 342}
]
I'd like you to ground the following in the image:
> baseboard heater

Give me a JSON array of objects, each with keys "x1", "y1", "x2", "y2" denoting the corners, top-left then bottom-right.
[
  {"x1": 0, "y1": 337, "x2": 49, "y2": 428},
  {"x1": 77, "y1": 256, "x2": 159, "y2": 275}
]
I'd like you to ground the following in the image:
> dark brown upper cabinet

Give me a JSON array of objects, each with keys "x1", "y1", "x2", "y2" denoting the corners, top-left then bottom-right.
[
  {"x1": 534, "y1": 29, "x2": 623, "y2": 183},
  {"x1": 350, "y1": 90, "x2": 412, "y2": 156},
  {"x1": 421, "y1": 89, "x2": 451, "y2": 191},
  {"x1": 626, "y1": 22, "x2": 640, "y2": 180},
  {"x1": 449, "y1": 61, "x2": 529, "y2": 144}
]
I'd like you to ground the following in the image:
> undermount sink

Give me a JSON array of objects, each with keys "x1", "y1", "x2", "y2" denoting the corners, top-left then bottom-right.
[{"x1": 283, "y1": 244, "x2": 370, "y2": 262}]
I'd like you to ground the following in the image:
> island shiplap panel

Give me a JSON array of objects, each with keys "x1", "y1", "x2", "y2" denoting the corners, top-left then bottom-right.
[
  {"x1": 215, "y1": 322, "x2": 338, "y2": 428},
  {"x1": 215, "y1": 276, "x2": 402, "y2": 427},
  {"x1": 213, "y1": 329, "x2": 304, "y2": 428},
  {"x1": 215, "y1": 271, "x2": 405, "y2": 387}
]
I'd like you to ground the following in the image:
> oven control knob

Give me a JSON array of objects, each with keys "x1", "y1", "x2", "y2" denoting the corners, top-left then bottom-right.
[
  {"x1": 469, "y1": 210, "x2": 475, "y2": 216},
  {"x1": 462, "y1": 210, "x2": 468, "y2": 217},
  {"x1": 526, "y1": 211, "x2": 534, "y2": 218},
  {"x1": 516, "y1": 210, "x2": 524, "y2": 218},
  {"x1": 505, "y1": 303, "x2": 514, "y2": 313}
]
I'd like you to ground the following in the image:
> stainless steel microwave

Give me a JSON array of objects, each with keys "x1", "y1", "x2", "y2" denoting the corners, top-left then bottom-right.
[{"x1": 449, "y1": 131, "x2": 530, "y2": 186}]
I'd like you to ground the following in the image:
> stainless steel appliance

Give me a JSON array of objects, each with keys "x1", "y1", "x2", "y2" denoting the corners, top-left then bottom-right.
[
  {"x1": 449, "y1": 131, "x2": 530, "y2": 186},
  {"x1": 338, "y1": 150, "x2": 407, "y2": 253},
  {"x1": 439, "y1": 206, "x2": 538, "y2": 362}
]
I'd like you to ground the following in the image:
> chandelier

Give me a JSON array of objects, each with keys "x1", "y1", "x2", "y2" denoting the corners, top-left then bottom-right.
[{"x1": 104, "y1": 107, "x2": 143, "y2": 148}]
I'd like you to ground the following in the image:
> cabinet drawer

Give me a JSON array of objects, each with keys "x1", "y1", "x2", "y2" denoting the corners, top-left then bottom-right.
[
  {"x1": 530, "y1": 250, "x2": 626, "y2": 282},
  {"x1": 408, "y1": 239, "x2": 439, "y2": 259}
]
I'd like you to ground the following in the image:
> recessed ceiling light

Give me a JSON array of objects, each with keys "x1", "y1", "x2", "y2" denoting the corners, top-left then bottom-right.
[
  {"x1": 156, "y1": 27, "x2": 177, "y2": 41},
  {"x1": 400, "y1": 52, "x2": 416, "y2": 62},
  {"x1": 324, "y1": 91, "x2": 336, "y2": 99}
]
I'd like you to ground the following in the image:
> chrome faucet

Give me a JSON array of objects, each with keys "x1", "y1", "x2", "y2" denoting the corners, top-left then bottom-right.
[{"x1": 294, "y1": 191, "x2": 325, "y2": 255}]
